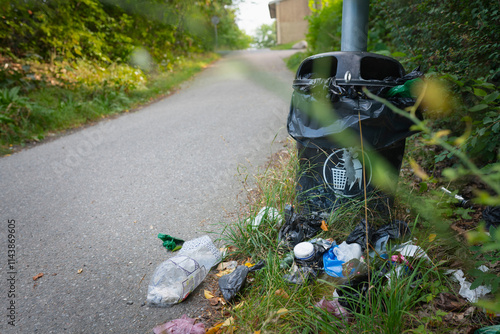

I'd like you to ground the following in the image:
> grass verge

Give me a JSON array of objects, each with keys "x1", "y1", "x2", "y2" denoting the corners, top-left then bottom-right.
[{"x1": 0, "y1": 53, "x2": 219, "y2": 155}]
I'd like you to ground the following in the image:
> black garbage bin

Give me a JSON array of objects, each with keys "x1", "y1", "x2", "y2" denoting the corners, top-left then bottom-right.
[{"x1": 287, "y1": 51, "x2": 421, "y2": 214}]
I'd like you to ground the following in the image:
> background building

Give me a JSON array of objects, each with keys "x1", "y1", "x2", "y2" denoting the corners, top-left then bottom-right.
[{"x1": 268, "y1": 0, "x2": 313, "y2": 45}]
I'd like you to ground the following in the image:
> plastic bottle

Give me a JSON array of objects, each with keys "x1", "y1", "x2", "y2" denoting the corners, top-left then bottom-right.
[{"x1": 147, "y1": 235, "x2": 221, "y2": 307}]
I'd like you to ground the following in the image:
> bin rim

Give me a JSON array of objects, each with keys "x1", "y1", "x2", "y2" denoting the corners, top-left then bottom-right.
[{"x1": 295, "y1": 51, "x2": 406, "y2": 87}]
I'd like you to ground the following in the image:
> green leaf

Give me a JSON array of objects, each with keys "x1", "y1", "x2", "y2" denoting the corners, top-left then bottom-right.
[
  {"x1": 469, "y1": 104, "x2": 488, "y2": 112},
  {"x1": 484, "y1": 91, "x2": 500, "y2": 103},
  {"x1": 483, "y1": 117, "x2": 493, "y2": 124},
  {"x1": 492, "y1": 122, "x2": 500, "y2": 133},
  {"x1": 473, "y1": 88, "x2": 487, "y2": 97},
  {"x1": 391, "y1": 51, "x2": 406, "y2": 57},
  {"x1": 470, "y1": 277, "x2": 483, "y2": 290}
]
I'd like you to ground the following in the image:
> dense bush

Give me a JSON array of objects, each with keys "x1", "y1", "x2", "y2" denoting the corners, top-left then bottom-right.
[
  {"x1": 372, "y1": 0, "x2": 500, "y2": 81},
  {"x1": 0, "y1": 0, "x2": 251, "y2": 65}
]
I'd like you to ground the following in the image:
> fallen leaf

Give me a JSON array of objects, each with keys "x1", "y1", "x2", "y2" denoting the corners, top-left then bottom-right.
[
  {"x1": 204, "y1": 290, "x2": 215, "y2": 299},
  {"x1": 254, "y1": 331, "x2": 261, "y2": 334},
  {"x1": 429, "y1": 234, "x2": 437, "y2": 242},
  {"x1": 209, "y1": 297, "x2": 219, "y2": 306},
  {"x1": 216, "y1": 268, "x2": 235, "y2": 277},
  {"x1": 275, "y1": 289, "x2": 289, "y2": 299},
  {"x1": 222, "y1": 317, "x2": 234, "y2": 327},
  {"x1": 244, "y1": 262, "x2": 254, "y2": 268},
  {"x1": 320, "y1": 220, "x2": 328, "y2": 231},
  {"x1": 277, "y1": 308, "x2": 288, "y2": 316},
  {"x1": 77, "y1": 269, "x2": 83, "y2": 274},
  {"x1": 33, "y1": 273, "x2": 44, "y2": 281},
  {"x1": 206, "y1": 322, "x2": 223, "y2": 334},
  {"x1": 233, "y1": 301, "x2": 245, "y2": 309}
]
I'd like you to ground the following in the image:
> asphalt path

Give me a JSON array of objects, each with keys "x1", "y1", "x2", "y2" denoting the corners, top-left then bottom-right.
[{"x1": 0, "y1": 49, "x2": 298, "y2": 333}]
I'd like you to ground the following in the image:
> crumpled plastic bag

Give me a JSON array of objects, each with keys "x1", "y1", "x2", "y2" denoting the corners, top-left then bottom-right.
[
  {"x1": 346, "y1": 220, "x2": 410, "y2": 252},
  {"x1": 153, "y1": 314, "x2": 205, "y2": 334},
  {"x1": 447, "y1": 268, "x2": 492, "y2": 303},
  {"x1": 315, "y1": 297, "x2": 350, "y2": 320},
  {"x1": 323, "y1": 242, "x2": 363, "y2": 277},
  {"x1": 248, "y1": 207, "x2": 283, "y2": 230},
  {"x1": 283, "y1": 264, "x2": 317, "y2": 285},
  {"x1": 345, "y1": 220, "x2": 373, "y2": 251},
  {"x1": 278, "y1": 204, "x2": 328, "y2": 247},
  {"x1": 157, "y1": 234, "x2": 184, "y2": 251},
  {"x1": 483, "y1": 206, "x2": 500, "y2": 229},
  {"x1": 218, "y1": 265, "x2": 249, "y2": 302}
]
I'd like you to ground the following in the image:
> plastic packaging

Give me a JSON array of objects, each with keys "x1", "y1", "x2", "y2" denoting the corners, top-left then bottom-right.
[
  {"x1": 483, "y1": 206, "x2": 500, "y2": 229},
  {"x1": 219, "y1": 265, "x2": 249, "y2": 302},
  {"x1": 279, "y1": 204, "x2": 328, "y2": 247},
  {"x1": 147, "y1": 235, "x2": 221, "y2": 307},
  {"x1": 294, "y1": 242, "x2": 315, "y2": 260},
  {"x1": 157, "y1": 233, "x2": 184, "y2": 251},
  {"x1": 447, "y1": 268, "x2": 492, "y2": 303},
  {"x1": 323, "y1": 242, "x2": 362, "y2": 277},
  {"x1": 248, "y1": 207, "x2": 283, "y2": 230},
  {"x1": 153, "y1": 314, "x2": 205, "y2": 334}
]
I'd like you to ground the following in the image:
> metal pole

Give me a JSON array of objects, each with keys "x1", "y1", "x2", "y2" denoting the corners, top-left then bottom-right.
[
  {"x1": 341, "y1": 0, "x2": 369, "y2": 52},
  {"x1": 214, "y1": 25, "x2": 218, "y2": 50}
]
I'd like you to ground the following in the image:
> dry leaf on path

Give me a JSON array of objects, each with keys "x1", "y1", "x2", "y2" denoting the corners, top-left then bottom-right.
[{"x1": 33, "y1": 273, "x2": 44, "y2": 281}]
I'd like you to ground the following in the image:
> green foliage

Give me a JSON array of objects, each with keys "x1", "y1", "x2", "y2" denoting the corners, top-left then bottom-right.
[
  {"x1": 254, "y1": 23, "x2": 276, "y2": 49},
  {"x1": 371, "y1": 0, "x2": 500, "y2": 80},
  {"x1": 417, "y1": 74, "x2": 499, "y2": 165},
  {"x1": 306, "y1": 0, "x2": 343, "y2": 54},
  {"x1": 0, "y1": 0, "x2": 249, "y2": 65}
]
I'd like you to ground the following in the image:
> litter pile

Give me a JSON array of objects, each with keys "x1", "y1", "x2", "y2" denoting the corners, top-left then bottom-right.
[{"x1": 146, "y1": 204, "x2": 497, "y2": 333}]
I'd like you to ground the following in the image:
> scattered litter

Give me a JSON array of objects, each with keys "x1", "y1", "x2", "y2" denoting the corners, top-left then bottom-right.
[
  {"x1": 248, "y1": 260, "x2": 266, "y2": 272},
  {"x1": 346, "y1": 220, "x2": 410, "y2": 252},
  {"x1": 483, "y1": 206, "x2": 500, "y2": 230},
  {"x1": 157, "y1": 234, "x2": 185, "y2": 251},
  {"x1": 372, "y1": 220, "x2": 411, "y2": 253},
  {"x1": 217, "y1": 261, "x2": 238, "y2": 271},
  {"x1": 248, "y1": 207, "x2": 283, "y2": 230},
  {"x1": 440, "y1": 187, "x2": 470, "y2": 208},
  {"x1": 294, "y1": 242, "x2": 315, "y2": 261},
  {"x1": 447, "y1": 268, "x2": 492, "y2": 303},
  {"x1": 323, "y1": 242, "x2": 362, "y2": 277},
  {"x1": 153, "y1": 314, "x2": 205, "y2": 334},
  {"x1": 77, "y1": 269, "x2": 83, "y2": 274},
  {"x1": 219, "y1": 265, "x2": 249, "y2": 302},
  {"x1": 283, "y1": 264, "x2": 317, "y2": 285},
  {"x1": 279, "y1": 252, "x2": 294, "y2": 269},
  {"x1": 315, "y1": 297, "x2": 350, "y2": 320},
  {"x1": 147, "y1": 235, "x2": 221, "y2": 307},
  {"x1": 279, "y1": 204, "x2": 329, "y2": 247},
  {"x1": 346, "y1": 220, "x2": 373, "y2": 251},
  {"x1": 394, "y1": 241, "x2": 431, "y2": 262}
]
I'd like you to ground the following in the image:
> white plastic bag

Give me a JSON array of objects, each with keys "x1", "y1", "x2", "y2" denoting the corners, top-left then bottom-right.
[
  {"x1": 147, "y1": 235, "x2": 221, "y2": 307},
  {"x1": 333, "y1": 241, "x2": 362, "y2": 262}
]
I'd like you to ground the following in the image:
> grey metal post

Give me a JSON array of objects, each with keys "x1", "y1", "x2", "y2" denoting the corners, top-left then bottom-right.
[{"x1": 341, "y1": 0, "x2": 369, "y2": 52}]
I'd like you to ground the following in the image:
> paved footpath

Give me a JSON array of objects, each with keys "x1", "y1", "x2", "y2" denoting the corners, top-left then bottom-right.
[{"x1": 0, "y1": 49, "x2": 297, "y2": 333}]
